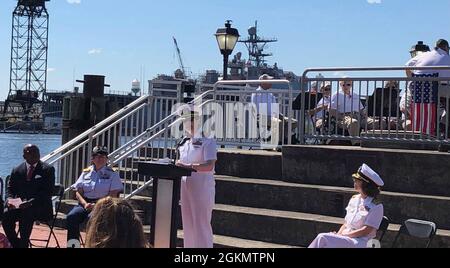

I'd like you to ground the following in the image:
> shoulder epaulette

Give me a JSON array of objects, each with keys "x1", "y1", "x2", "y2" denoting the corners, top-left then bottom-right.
[
  {"x1": 83, "y1": 167, "x2": 92, "y2": 173},
  {"x1": 105, "y1": 166, "x2": 118, "y2": 172}
]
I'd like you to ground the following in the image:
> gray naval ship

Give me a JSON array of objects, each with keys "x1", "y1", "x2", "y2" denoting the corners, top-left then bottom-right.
[
  {"x1": 150, "y1": 21, "x2": 300, "y2": 102},
  {"x1": 200, "y1": 21, "x2": 300, "y2": 90}
]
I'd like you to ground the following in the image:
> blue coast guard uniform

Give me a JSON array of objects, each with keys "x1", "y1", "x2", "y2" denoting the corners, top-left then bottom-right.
[
  {"x1": 309, "y1": 164, "x2": 384, "y2": 248},
  {"x1": 72, "y1": 165, "x2": 123, "y2": 200},
  {"x1": 66, "y1": 148, "x2": 123, "y2": 243}
]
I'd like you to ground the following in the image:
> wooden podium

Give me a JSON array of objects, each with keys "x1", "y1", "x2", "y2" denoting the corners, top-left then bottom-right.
[{"x1": 137, "y1": 162, "x2": 195, "y2": 248}]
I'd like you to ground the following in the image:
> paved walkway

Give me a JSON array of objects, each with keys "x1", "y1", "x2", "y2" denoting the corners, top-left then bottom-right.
[{"x1": 0, "y1": 224, "x2": 85, "y2": 248}]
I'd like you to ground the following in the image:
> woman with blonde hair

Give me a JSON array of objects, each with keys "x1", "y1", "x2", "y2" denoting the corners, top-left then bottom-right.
[{"x1": 85, "y1": 197, "x2": 148, "y2": 248}]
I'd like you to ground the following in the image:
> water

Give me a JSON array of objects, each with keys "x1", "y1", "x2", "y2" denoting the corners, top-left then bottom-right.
[{"x1": 0, "y1": 133, "x2": 61, "y2": 179}]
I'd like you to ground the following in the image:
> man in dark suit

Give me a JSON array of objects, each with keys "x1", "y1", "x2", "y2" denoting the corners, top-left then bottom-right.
[{"x1": 2, "y1": 144, "x2": 55, "y2": 248}]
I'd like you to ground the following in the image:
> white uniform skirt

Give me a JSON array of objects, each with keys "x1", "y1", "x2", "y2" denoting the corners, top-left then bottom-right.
[{"x1": 308, "y1": 232, "x2": 369, "y2": 248}]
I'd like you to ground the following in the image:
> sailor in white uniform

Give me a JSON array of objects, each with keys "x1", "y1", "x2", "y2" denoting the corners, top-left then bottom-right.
[
  {"x1": 176, "y1": 111, "x2": 217, "y2": 248},
  {"x1": 309, "y1": 164, "x2": 384, "y2": 248}
]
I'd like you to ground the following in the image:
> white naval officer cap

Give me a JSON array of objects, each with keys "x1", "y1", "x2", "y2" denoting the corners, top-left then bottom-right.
[
  {"x1": 176, "y1": 104, "x2": 201, "y2": 121},
  {"x1": 353, "y1": 164, "x2": 384, "y2": 187},
  {"x1": 259, "y1": 74, "x2": 274, "y2": 80}
]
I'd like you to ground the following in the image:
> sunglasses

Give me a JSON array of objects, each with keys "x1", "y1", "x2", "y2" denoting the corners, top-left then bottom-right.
[
  {"x1": 342, "y1": 83, "x2": 352, "y2": 86},
  {"x1": 92, "y1": 146, "x2": 108, "y2": 153}
]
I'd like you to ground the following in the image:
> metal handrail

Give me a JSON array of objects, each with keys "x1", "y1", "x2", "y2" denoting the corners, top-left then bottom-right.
[
  {"x1": 111, "y1": 99, "x2": 216, "y2": 165},
  {"x1": 41, "y1": 95, "x2": 150, "y2": 162},
  {"x1": 214, "y1": 79, "x2": 294, "y2": 145},
  {"x1": 215, "y1": 79, "x2": 291, "y2": 85},
  {"x1": 40, "y1": 80, "x2": 293, "y2": 200},
  {"x1": 301, "y1": 66, "x2": 450, "y2": 79},
  {"x1": 108, "y1": 91, "x2": 216, "y2": 164},
  {"x1": 45, "y1": 102, "x2": 149, "y2": 165},
  {"x1": 298, "y1": 66, "x2": 450, "y2": 145},
  {"x1": 110, "y1": 81, "x2": 293, "y2": 200}
]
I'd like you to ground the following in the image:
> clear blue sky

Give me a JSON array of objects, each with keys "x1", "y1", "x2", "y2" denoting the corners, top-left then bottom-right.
[{"x1": 0, "y1": 0, "x2": 449, "y2": 100}]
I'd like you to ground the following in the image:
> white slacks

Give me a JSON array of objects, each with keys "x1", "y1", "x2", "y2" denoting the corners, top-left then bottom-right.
[{"x1": 181, "y1": 174, "x2": 215, "y2": 248}]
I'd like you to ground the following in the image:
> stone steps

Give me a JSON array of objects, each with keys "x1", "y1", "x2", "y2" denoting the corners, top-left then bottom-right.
[
  {"x1": 215, "y1": 175, "x2": 450, "y2": 229},
  {"x1": 211, "y1": 204, "x2": 450, "y2": 248},
  {"x1": 283, "y1": 145, "x2": 450, "y2": 196},
  {"x1": 54, "y1": 147, "x2": 450, "y2": 248},
  {"x1": 119, "y1": 175, "x2": 450, "y2": 230},
  {"x1": 56, "y1": 198, "x2": 450, "y2": 248}
]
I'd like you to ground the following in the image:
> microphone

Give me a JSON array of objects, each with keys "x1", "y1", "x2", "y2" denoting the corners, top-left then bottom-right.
[
  {"x1": 175, "y1": 137, "x2": 191, "y2": 162},
  {"x1": 176, "y1": 137, "x2": 190, "y2": 150}
]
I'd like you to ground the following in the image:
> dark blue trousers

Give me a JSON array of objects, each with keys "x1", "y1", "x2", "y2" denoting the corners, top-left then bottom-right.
[{"x1": 66, "y1": 205, "x2": 90, "y2": 242}]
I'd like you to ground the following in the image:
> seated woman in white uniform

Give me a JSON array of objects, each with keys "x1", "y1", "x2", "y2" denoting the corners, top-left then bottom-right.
[
  {"x1": 309, "y1": 164, "x2": 384, "y2": 248},
  {"x1": 175, "y1": 110, "x2": 217, "y2": 248}
]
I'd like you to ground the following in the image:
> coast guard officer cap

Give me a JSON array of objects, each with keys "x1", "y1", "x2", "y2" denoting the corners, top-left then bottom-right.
[
  {"x1": 92, "y1": 146, "x2": 109, "y2": 157},
  {"x1": 353, "y1": 164, "x2": 384, "y2": 187}
]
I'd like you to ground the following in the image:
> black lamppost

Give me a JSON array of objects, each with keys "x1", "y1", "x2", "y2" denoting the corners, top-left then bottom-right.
[
  {"x1": 215, "y1": 20, "x2": 240, "y2": 80},
  {"x1": 410, "y1": 41, "x2": 430, "y2": 58}
]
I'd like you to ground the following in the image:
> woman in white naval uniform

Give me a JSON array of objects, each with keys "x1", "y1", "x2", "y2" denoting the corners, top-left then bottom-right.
[
  {"x1": 309, "y1": 164, "x2": 384, "y2": 248},
  {"x1": 176, "y1": 111, "x2": 217, "y2": 248}
]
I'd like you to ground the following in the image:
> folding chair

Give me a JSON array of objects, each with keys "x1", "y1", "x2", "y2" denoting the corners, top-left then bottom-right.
[
  {"x1": 378, "y1": 216, "x2": 390, "y2": 243},
  {"x1": 29, "y1": 184, "x2": 65, "y2": 248},
  {"x1": 2, "y1": 176, "x2": 10, "y2": 222},
  {"x1": 392, "y1": 219, "x2": 437, "y2": 248},
  {"x1": 4, "y1": 176, "x2": 10, "y2": 199},
  {"x1": 0, "y1": 177, "x2": 4, "y2": 221}
]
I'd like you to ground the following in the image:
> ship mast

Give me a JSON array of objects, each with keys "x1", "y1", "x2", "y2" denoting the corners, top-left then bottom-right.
[{"x1": 239, "y1": 21, "x2": 277, "y2": 68}]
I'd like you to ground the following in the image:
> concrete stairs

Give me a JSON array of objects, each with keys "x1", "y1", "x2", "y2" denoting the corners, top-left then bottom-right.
[{"x1": 54, "y1": 146, "x2": 450, "y2": 248}]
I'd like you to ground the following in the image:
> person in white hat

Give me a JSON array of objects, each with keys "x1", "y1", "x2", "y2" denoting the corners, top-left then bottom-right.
[
  {"x1": 404, "y1": 39, "x2": 450, "y2": 136},
  {"x1": 251, "y1": 74, "x2": 279, "y2": 119},
  {"x1": 175, "y1": 109, "x2": 217, "y2": 248},
  {"x1": 250, "y1": 74, "x2": 280, "y2": 144},
  {"x1": 309, "y1": 164, "x2": 385, "y2": 248},
  {"x1": 251, "y1": 74, "x2": 298, "y2": 146}
]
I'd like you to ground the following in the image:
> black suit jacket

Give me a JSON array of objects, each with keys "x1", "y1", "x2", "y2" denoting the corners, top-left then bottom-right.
[{"x1": 7, "y1": 161, "x2": 55, "y2": 221}]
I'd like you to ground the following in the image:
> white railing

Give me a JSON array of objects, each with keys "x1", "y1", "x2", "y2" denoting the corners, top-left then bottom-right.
[
  {"x1": 41, "y1": 94, "x2": 179, "y2": 195},
  {"x1": 297, "y1": 66, "x2": 450, "y2": 145},
  {"x1": 41, "y1": 68, "x2": 450, "y2": 201},
  {"x1": 211, "y1": 80, "x2": 294, "y2": 148},
  {"x1": 110, "y1": 90, "x2": 217, "y2": 200},
  {"x1": 40, "y1": 79, "x2": 293, "y2": 201}
]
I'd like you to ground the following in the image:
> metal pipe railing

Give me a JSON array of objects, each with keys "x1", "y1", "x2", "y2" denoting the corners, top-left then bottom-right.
[
  {"x1": 42, "y1": 95, "x2": 150, "y2": 162},
  {"x1": 301, "y1": 66, "x2": 450, "y2": 78},
  {"x1": 298, "y1": 66, "x2": 450, "y2": 145}
]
